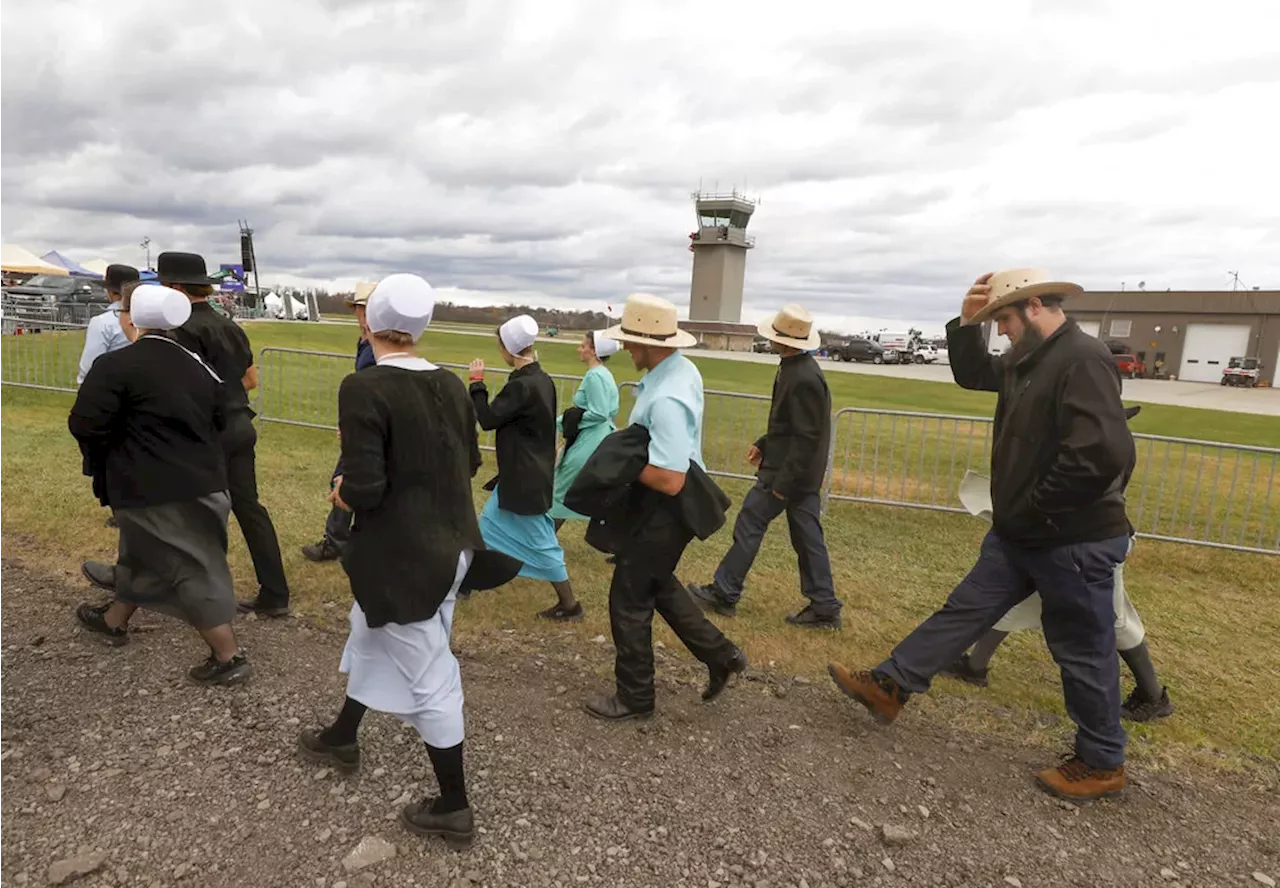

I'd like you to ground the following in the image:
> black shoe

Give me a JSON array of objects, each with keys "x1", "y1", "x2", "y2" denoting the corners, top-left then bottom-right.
[
  {"x1": 301, "y1": 538, "x2": 342, "y2": 563},
  {"x1": 75, "y1": 603, "x2": 129, "y2": 647},
  {"x1": 236, "y1": 597, "x2": 291, "y2": 618},
  {"x1": 584, "y1": 694, "x2": 654, "y2": 721},
  {"x1": 400, "y1": 799, "x2": 475, "y2": 849},
  {"x1": 297, "y1": 728, "x2": 361, "y2": 773},
  {"x1": 785, "y1": 606, "x2": 843, "y2": 630},
  {"x1": 703, "y1": 649, "x2": 749, "y2": 702},
  {"x1": 686, "y1": 583, "x2": 738, "y2": 617},
  {"x1": 81, "y1": 561, "x2": 116, "y2": 592},
  {"x1": 537, "y1": 602, "x2": 584, "y2": 622},
  {"x1": 938, "y1": 653, "x2": 990, "y2": 688},
  {"x1": 188, "y1": 651, "x2": 253, "y2": 686},
  {"x1": 1121, "y1": 686, "x2": 1175, "y2": 722}
]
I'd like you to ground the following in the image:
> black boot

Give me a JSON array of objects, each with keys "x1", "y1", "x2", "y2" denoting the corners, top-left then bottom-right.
[
  {"x1": 81, "y1": 561, "x2": 116, "y2": 592},
  {"x1": 400, "y1": 800, "x2": 474, "y2": 849},
  {"x1": 75, "y1": 603, "x2": 129, "y2": 647},
  {"x1": 703, "y1": 648, "x2": 748, "y2": 702},
  {"x1": 584, "y1": 694, "x2": 653, "y2": 721}
]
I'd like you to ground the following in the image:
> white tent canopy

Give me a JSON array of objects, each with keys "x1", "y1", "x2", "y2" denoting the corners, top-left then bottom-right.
[
  {"x1": 2, "y1": 244, "x2": 70, "y2": 276},
  {"x1": 82, "y1": 258, "x2": 111, "y2": 276}
]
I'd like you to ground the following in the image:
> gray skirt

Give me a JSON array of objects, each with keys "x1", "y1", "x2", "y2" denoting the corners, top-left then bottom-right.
[{"x1": 114, "y1": 492, "x2": 236, "y2": 630}]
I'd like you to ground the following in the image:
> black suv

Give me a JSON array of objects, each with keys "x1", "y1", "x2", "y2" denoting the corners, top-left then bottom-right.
[
  {"x1": 3, "y1": 275, "x2": 108, "y2": 324},
  {"x1": 828, "y1": 338, "x2": 886, "y2": 363}
]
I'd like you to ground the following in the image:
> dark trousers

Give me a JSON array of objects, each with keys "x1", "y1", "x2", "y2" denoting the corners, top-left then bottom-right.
[
  {"x1": 324, "y1": 456, "x2": 354, "y2": 548},
  {"x1": 713, "y1": 482, "x2": 840, "y2": 615},
  {"x1": 610, "y1": 527, "x2": 739, "y2": 711},
  {"x1": 878, "y1": 530, "x2": 1130, "y2": 770},
  {"x1": 223, "y1": 413, "x2": 290, "y2": 606}
]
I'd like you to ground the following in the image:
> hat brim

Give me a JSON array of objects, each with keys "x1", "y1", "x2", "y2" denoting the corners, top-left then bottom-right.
[
  {"x1": 757, "y1": 319, "x2": 821, "y2": 350},
  {"x1": 159, "y1": 274, "x2": 219, "y2": 287},
  {"x1": 963, "y1": 281, "x2": 1083, "y2": 327},
  {"x1": 601, "y1": 323, "x2": 699, "y2": 350}
]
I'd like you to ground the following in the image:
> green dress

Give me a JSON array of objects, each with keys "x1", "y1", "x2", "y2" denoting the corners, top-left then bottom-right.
[{"x1": 550, "y1": 364, "x2": 619, "y2": 520}]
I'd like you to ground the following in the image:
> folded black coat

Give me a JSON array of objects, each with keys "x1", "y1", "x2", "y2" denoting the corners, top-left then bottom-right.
[{"x1": 565, "y1": 424, "x2": 731, "y2": 554}]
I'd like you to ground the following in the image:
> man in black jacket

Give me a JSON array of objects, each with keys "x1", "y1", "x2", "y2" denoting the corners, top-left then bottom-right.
[
  {"x1": 829, "y1": 269, "x2": 1136, "y2": 803},
  {"x1": 686, "y1": 304, "x2": 841, "y2": 628}
]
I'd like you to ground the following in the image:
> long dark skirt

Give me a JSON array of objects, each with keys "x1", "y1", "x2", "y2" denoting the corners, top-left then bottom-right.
[{"x1": 114, "y1": 492, "x2": 236, "y2": 630}]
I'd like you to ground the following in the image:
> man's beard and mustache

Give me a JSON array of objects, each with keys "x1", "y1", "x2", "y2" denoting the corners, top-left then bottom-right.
[{"x1": 1008, "y1": 319, "x2": 1046, "y2": 363}]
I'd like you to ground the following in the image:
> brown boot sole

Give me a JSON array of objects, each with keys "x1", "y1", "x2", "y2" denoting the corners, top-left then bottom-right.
[
  {"x1": 399, "y1": 809, "x2": 474, "y2": 850},
  {"x1": 1033, "y1": 775, "x2": 1126, "y2": 803},
  {"x1": 828, "y1": 664, "x2": 898, "y2": 725}
]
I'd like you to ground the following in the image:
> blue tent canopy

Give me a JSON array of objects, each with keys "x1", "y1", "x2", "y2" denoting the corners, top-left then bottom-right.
[{"x1": 41, "y1": 250, "x2": 99, "y2": 278}]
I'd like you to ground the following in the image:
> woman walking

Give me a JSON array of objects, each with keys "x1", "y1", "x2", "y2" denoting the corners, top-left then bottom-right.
[
  {"x1": 469, "y1": 315, "x2": 583, "y2": 622},
  {"x1": 70, "y1": 283, "x2": 252, "y2": 685},
  {"x1": 297, "y1": 274, "x2": 519, "y2": 848},
  {"x1": 550, "y1": 330, "x2": 620, "y2": 528}
]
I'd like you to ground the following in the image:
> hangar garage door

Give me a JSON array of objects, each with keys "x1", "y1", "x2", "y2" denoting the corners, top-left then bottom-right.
[
  {"x1": 1076, "y1": 320, "x2": 1101, "y2": 338},
  {"x1": 1178, "y1": 324, "x2": 1251, "y2": 383}
]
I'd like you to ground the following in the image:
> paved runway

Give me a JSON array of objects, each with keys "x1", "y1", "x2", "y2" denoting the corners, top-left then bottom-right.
[{"x1": 296, "y1": 318, "x2": 1280, "y2": 417}]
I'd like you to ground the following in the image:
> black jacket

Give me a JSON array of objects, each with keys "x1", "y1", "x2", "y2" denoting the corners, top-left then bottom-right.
[
  {"x1": 470, "y1": 362, "x2": 557, "y2": 515},
  {"x1": 565, "y1": 425, "x2": 731, "y2": 554},
  {"x1": 338, "y1": 366, "x2": 520, "y2": 628},
  {"x1": 755, "y1": 352, "x2": 832, "y2": 497},
  {"x1": 69, "y1": 335, "x2": 228, "y2": 510},
  {"x1": 172, "y1": 302, "x2": 256, "y2": 415},
  {"x1": 947, "y1": 316, "x2": 1135, "y2": 548}
]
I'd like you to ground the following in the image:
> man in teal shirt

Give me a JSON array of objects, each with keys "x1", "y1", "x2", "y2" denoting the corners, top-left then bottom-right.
[{"x1": 584, "y1": 294, "x2": 745, "y2": 721}]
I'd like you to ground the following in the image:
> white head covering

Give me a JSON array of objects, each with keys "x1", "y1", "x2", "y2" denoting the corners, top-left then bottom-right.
[
  {"x1": 499, "y1": 314, "x2": 539, "y2": 355},
  {"x1": 366, "y1": 273, "x2": 435, "y2": 342},
  {"x1": 591, "y1": 330, "x2": 620, "y2": 358},
  {"x1": 129, "y1": 284, "x2": 192, "y2": 330}
]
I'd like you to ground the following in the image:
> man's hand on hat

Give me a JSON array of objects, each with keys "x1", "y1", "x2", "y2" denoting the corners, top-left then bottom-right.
[
  {"x1": 960, "y1": 272, "x2": 995, "y2": 323},
  {"x1": 468, "y1": 358, "x2": 485, "y2": 382}
]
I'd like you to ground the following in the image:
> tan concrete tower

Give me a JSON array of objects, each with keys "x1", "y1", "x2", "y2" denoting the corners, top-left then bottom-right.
[{"x1": 687, "y1": 190, "x2": 756, "y2": 323}]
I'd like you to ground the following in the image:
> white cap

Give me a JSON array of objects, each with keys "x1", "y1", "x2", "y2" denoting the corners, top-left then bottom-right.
[
  {"x1": 499, "y1": 314, "x2": 539, "y2": 355},
  {"x1": 591, "y1": 330, "x2": 620, "y2": 358},
  {"x1": 129, "y1": 284, "x2": 192, "y2": 330},
  {"x1": 366, "y1": 274, "x2": 435, "y2": 342}
]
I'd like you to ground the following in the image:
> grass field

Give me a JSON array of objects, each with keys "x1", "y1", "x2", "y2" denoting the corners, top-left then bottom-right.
[{"x1": 3, "y1": 321, "x2": 1279, "y2": 773}]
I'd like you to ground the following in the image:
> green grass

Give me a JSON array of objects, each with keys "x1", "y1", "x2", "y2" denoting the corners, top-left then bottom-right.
[{"x1": 4, "y1": 321, "x2": 1280, "y2": 773}]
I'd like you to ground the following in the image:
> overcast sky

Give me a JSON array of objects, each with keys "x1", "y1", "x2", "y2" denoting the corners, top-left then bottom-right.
[{"x1": 3, "y1": 0, "x2": 1277, "y2": 334}]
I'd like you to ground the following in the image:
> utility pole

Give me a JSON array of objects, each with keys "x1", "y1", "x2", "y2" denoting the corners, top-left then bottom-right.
[{"x1": 140, "y1": 236, "x2": 152, "y2": 270}]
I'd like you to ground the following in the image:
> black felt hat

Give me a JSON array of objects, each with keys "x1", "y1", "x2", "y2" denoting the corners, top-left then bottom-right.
[
  {"x1": 157, "y1": 251, "x2": 217, "y2": 286},
  {"x1": 104, "y1": 264, "x2": 140, "y2": 293}
]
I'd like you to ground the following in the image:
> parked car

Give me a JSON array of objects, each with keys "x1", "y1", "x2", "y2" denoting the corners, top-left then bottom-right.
[
  {"x1": 912, "y1": 344, "x2": 939, "y2": 364},
  {"x1": 1113, "y1": 353, "x2": 1146, "y2": 379},
  {"x1": 53, "y1": 281, "x2": 110, "y2": 324},
  {"x1": 3, "y1": 275, "x2": 102, "y2": 311},
  {"x1": 1221, "y1": 356, "x2": 1263, "y2": 387},
  {"x1": 829, "y1": 338, "x2": 886, "y2": 364}
]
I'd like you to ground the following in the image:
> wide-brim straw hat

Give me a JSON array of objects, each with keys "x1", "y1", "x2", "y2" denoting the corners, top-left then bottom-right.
[
  {"x1": 602, "y1": 293, "x2": 698, "y2": 349},
  {"x1": 758, "y1": 303, "x2": 821, "y2": 350},
  {"x1": 345, "y1": 280, "x2": 379, "y2": 306},
  {"x1": 963, "y1": 268, "x2": 1084, "y2": 326}
]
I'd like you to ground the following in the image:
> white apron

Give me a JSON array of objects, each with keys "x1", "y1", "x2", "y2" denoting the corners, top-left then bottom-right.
[
  {"x1": 337, "y1": 352, "x2": 473, "y2": 747},
  {"x1": 958, "y1": 471, "x2": 1146, "y2": 650}
]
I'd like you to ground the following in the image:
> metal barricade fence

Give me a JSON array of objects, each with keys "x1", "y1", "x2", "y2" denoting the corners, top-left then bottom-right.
[
  {"x1": 0, "y1": 317, "x2": 90, "y2": 393},
  {"x1": 254, "y1": 347, "x2": 584, "y2": 453}
]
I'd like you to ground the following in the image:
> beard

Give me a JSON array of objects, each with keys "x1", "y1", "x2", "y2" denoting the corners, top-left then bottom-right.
[{"x1": 1008, "y1": 323, "x2": 1046, "y2": 363}]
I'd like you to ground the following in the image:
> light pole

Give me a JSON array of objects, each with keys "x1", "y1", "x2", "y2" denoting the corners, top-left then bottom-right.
[{"x1": 140, "y1": 236, "x2": 152, "y2": 270}]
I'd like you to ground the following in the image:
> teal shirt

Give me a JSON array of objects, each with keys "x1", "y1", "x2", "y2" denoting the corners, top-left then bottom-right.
[
  {"x1": 550, "y1": 364, "x2": 619, "y2": 520},
  {"x1": 628, "y1": 351, "x2": 704, "y2": 472}
]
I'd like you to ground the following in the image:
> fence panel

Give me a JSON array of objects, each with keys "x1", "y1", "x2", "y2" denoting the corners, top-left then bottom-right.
[
  {"x1": 0, "y1": 318, "x2": 89, "y2": 393},
  {"x1": 255, "y1": 347, "x2": 584, "y2": 452}
]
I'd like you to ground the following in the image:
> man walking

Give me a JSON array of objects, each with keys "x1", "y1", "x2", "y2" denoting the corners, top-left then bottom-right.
[
  {"x1": 686, "y1": 304, "x2": 840, "y2": 628},
  {"x1": 164, "y1": 251, "x2": 291, "y2": 617},
  {"x1": 301, "y1": 281, "x2": 378, "y2": 562},
  {"x1": 828, "y1": 269, "x2": 1137, "y2": 802},
  {"x1": 77, "y1": 264, "x2": 139, "y2": 385},
  {"x1": 576, "y1": 294, "x2": 747, "y2": 720}
]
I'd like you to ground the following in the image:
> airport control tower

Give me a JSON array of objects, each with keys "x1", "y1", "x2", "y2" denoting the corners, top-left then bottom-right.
[{"x1": 687, "y1": 190, "x2": 756, "y2": 323}]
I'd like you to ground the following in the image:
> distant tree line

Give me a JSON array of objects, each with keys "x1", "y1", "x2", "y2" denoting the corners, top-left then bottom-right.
[{"x1": 325, "y1": 290, "x2": 613, "y2": 330}]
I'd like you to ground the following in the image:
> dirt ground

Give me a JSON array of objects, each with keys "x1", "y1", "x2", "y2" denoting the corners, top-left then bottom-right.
[{"x1": 2, "y1": 559, "x2": 1277, "y2": 888}]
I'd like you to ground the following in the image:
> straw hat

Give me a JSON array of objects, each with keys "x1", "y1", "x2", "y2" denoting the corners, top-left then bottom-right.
[
  {"x1": 963, "y1": 268, "x2": 1083, "y2": 326},
  {"x1": 758, "y1": 304, "x2": 820, "y2": 350},
  {"x1": 602, "y1": 293, "x2": 697, "y2": 349},
  {"x1": 345, "y1": 280, "x2": 379, "y2": 306}
]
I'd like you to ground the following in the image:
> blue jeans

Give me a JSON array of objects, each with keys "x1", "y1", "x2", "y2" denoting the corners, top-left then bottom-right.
[{"x1": 877, "y1": 531, "x2": 1130, "y2": 770}]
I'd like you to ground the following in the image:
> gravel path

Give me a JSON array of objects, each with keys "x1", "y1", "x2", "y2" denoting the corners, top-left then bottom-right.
[{"x1": 3, "y1": 559, "x2": 1277, "y2": 888}]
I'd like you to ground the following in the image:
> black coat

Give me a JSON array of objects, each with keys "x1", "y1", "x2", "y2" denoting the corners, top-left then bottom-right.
[
  {"x1": 946, "y1": 316, "x2": 1135, "y2": 548},
  {"x1": 69, "y1": 335, "x2": 227, "y2": 509},
  {"x1": 172, "y1": 302, "x2": 256, "y2": 415},
  {"x1": 470, "y1": 362, "x2": 557, "y2": 515},
  {"x1": 565, "y1": 425, "x2": 731, "y2": 554},
  {"x1": 338, "y1": 366, "x2": 520, "y2": 628},
  {"x1": 754, "y1": 352, "x2": 832, "y2": 497}
]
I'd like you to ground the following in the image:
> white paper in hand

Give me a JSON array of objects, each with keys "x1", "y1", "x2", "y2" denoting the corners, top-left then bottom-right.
[{"x1": 958, "y1": 471, "x2": 994, "y2": 523}]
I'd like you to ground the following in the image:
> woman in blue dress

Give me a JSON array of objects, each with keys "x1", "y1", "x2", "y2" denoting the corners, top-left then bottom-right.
[
  {"x1": 550, "y1": 330, "x2": 620, "y2": 527},
  {"x1": 469, "y1": 316, "x2": 583, "y2": 622}
]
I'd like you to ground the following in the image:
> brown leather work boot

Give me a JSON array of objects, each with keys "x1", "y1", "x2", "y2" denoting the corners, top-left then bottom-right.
[
  {"x1": 1034, "y1": 756, "x2": 1126, "y2": 802},
  {"x1": 827, "y1": 663, "x2": 907, "y2": 724}
]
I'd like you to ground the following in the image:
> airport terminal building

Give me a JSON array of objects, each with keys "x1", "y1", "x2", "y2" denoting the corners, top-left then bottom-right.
[{"x1": 990, "y1": 289, "x2": 1280, "y2": 386}]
